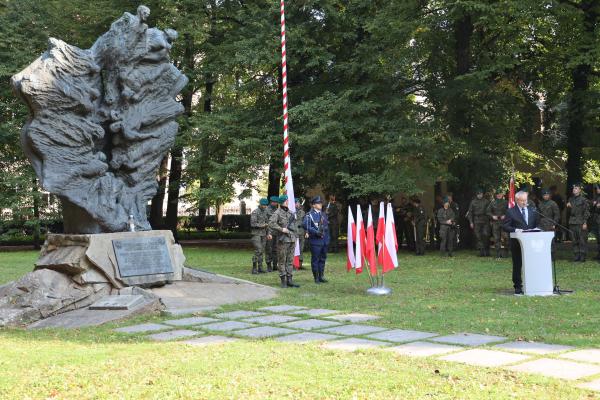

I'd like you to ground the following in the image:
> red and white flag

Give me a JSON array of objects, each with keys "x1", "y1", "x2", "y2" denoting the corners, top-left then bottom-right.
[
  {"x1": 508, "y1": 175, "x2": 515, "y2": 208},
  {"x1": 365, "y1": 205, "x2": 377, "y2": 276},
  {"x1": 346, "y1": 206, "x2": 356, "y2": 271},
  {"x1": 355, "y1": 205, "x2": 366, "y2": 274},
  {"x1": 382, "y1": 203, "x2": 399, "y2": 273},
  {"x1": 376, "y1": 201, "x2": 385, "y2": 267}
]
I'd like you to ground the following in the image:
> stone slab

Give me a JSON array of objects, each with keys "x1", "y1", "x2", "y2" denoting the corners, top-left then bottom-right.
[
  {"x1": 320, "y1": 324, "x2": 388, "y2": 336},
  {"x1": 281, "y1": 319, "x2": 341, "y2": 330},
  {"x1": 560, "y1": 349, "x2": 600, "y2": 364},
  {"x1": 182, "y1": 335, "x2": 239, "y2": 346},
  {"x1": 164, "y1": 306, "x2": 218, "y2": 316},
  {"x1": 577, "y1": 378, "x2": 600, "y2": 392},
  {"x1": 323, "y1": 338, "x2": 390, "y2": 351},
  {"x1": 289, "y1": 308, "x2": 340, "y2": 317},
  {"x1": 494, "y1": 341, "x2": 574, "y2": 355},
  {"x1": 366, "y1": 329, "x2": 439, "y2": 343},
  {"x1": 163, "y1": 316, "x2": 220, "y2": 326},
  {"x1": 439, "y1": 349, "x2": 530, "y2": 367},
  {"x1": 147, "y1": 329, "x2": 200, "y2": 341},
  {"x1": 387, "y1": 341, "x2": 463, "y2": 358},
  {"x1": 259, "y1": 305, "x2": 308, "y2": 313},
  {"x1": 429, "y1": 333, "x2": 507, "y2": 346},
  {"x1": 234, "y1": 326, "x2": 297, "y2": 338},
  {"x1": 114, "y1": 323, "x2": 171, "y2": 334},
  {"x1": 202, "y1": 321, "x2": 255, "y2": 332},
  {"x1": 276, "y1": 332, "x2": 341, "y2": 343},
  {"x1": 214, "y1": 310, "x2": 266, "y2": 319},
  {"x1": 113, "y1": 236, "x2": 173, "y2": 277},
  {"x1": 89, "y1": 295, "x2": 144, "y2": 310},
  {"x1": 326, "y1": 313, "x2": 381, "y2": 323},
  {"x1": 241, "y1": 315, "x2": 300, "y2": 324},
  {"x1": 507, "y1": 358, "x2": 600, "y2": 380}
]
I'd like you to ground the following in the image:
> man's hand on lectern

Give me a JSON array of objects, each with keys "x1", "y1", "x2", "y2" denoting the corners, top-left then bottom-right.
[{"x1": 515, "y1": 229, "x2": 523, "y2": 233}]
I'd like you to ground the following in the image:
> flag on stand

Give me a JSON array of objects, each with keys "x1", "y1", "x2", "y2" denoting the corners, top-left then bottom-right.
[
  {"x1": 382, "y1": 203, "x2": 399, "y2": 273},
  {"x1": 365, "y1": 205, "x2": 377, "y2": 276},
  {"x1": 354, "y1": 205, "x2": 366, "y2": 274},
  {"x1": 508, "y1": 175, "x2": 515, "y2": 208},
  {"x1": 376, "y1": 201, "x2": 385, "y2": 266},
  {"x1": 346, "y1": 206, "x2": 356, "y2": 271}
]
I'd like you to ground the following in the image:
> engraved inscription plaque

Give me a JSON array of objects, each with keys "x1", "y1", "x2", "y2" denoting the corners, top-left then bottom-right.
[{"x1": 112, "y1": 237, "x2": 173, "y2": 277}]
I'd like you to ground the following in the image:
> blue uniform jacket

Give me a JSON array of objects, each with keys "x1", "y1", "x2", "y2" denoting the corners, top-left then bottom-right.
[{"x1": 303, "y1": 209, "x2": 330, "y2": 245}]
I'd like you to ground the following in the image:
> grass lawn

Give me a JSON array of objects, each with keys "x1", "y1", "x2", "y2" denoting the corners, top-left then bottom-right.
[{"x1": 1, "y1": 247, "x2": 599, "y2": 399}]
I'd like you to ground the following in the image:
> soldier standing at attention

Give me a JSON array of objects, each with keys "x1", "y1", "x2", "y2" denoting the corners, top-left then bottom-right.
[
  {"x1": 326, "y1": 195, "x2": 340, "y2": 253},
  {"x1": 538, "y1": 188, "x2": 560, "y2": 258},
  {"x1": 567, "y1": 183, "x2": 591, "y2": 262},
  {"x1": 304, "y1": 196, "x2": 330, "y2": 283},
  {"x1": 468, "y1": 188, "x2": 491, "y2": 257},
  {"x1": 268, "y1": 195, "x2": 300, "y2": 288},
  {"x1": 295, "y1": 198, "x2": 306, "y2": 269},
  {"x1": 249, "y1": 198, "x2": 269, "y2": 274},
  {"x1": 412, "y1": 197, "x2": 427, "y2": 255},
  {"x1": 592, "y1": 185, "x2": 600, "y2": 260},
  {"x1": 447, "y1": 193, "x2": 460, "y2": 249},
  {"x1": 437, "y1": 197, "x2": 456, "y2": 257},
  {"x1": 486, "y1": 189, "x2": 508, "y2": 259},
  {"x1": 265, "y1": 195, "x2": 279, "y2": 272}
]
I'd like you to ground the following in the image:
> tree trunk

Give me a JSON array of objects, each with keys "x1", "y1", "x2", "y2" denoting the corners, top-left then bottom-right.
[{"x1": 149, "y1": 155, "x2": 168, "y2": 229}]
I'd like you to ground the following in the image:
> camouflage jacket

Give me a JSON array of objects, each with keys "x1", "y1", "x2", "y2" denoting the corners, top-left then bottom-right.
[
  {"x1": 538, "y1": 199, "x2": 560, "y2": 230},
  {"x1": 437, "y1": 208, "x2": 456, "y2": 226},
  {"x1": 250, "y1": 207, "x2": 269, "y2": 236},
  {"x1": 468, "y1": 198, "x2": 490, "y2": 224},
  {"x1": 268, "y1": 207, "x2": 298, "y2": 243},
  {"x1": 486, "y1": 199, "x2": 508, "y2": 223},
  {"x1": 567, "y1": 195, "x2": 590, "y2": 225},
  {"x1": 413, "y1": 205, "x2": 427, "y2": 225},
  {"x1": 296, "y1": 208, "x2": 306, "y2": 234}
]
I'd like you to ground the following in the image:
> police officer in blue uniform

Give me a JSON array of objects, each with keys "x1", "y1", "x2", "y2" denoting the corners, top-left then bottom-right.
[{"x1": 304, "y1": 196, "x2": 330, "y2": 284}]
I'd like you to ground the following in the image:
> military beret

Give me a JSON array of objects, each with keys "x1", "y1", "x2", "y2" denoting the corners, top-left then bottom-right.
[
  {"x1": 259, "y1": 198, "x2": 269, "y2": 206},
  {"x1": 311, "y1": 196, "x2": 323, "y2": 204},
  {"x1": 442, "y1": 196, "x2": 449, "y2": 204},
  {"x1": 269, "y1": 196, "x2": 279, "y2": 203},
  {"x1": 278, "y1": 194, "x2": 288, "y2": 203},
  {"x1": 475, "y1": 188, "x2": 484, "y2": 194},
  {"x1": 541, "y1": 189, "x2": 550, "y2": 195}
]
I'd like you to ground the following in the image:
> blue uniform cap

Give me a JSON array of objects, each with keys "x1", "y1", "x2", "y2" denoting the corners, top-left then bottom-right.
[
  {"x1": 269, "y1": 196, "x2": 279, "y2": 203},
  {"x1": 278, "y1": 194, "x2": 288, "y2": 203},
  {"x1": 311, "y1": 196, "x2": 322, "y2": 204},
  {"x1": 259, "y1": 198, "x2": 269, "y2": 206}
]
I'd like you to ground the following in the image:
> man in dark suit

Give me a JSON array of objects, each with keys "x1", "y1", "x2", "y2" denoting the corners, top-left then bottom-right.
[{"x1": 502, "y1": 191, "x2": 540, "y2": 295}]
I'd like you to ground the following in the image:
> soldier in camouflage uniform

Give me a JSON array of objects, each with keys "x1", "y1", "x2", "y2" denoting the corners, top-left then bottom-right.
[
  {"x1": 486, "y1": 189, "x2": 508, "y2": 259},
  {"x1": 265, "y1": 195, "x2": 279, "y2": 272},
  {"x1": 538, "y1": 188, "x2": 560, "y2": 257},
  {"x1": 437, "y1": 197, "x2": 456, "y2": 257},
  {"x1": 249, "y1": 198, "x2": 269, "y2": 274},
  {"x1": 326, "y1": 195, "x2": 340, "y2": 253},
  {"x1": 295, "y1": 198, "x2": 306, "y2": 269},
  {"x1": 447, "y1": 193, "x2": 460, "y2": 249},
  {"x1": 592, "y1": 185, "x2": 600, "y2": 260},
  {"x1": 468, "y1": 188, "x2": 491, "y2": 256},
  {"x1": 268, "y1": 195, "x2": 300, "y2": 288},
  {"x1": 412, "y1": 197, "x2": 427, "y2": 255},
  {"x1": 567, "y1": 183, "x2": 591, "y2": 262}
]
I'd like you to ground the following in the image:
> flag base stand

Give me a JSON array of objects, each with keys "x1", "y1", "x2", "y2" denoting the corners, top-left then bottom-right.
[{"x1": 366, "y1": 286, "x2": 392, "y2": 296}]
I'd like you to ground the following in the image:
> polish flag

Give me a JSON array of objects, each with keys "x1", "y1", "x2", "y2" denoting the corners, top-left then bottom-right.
[
  {"x1": 382, "y1": 203, "x2": 399, "y2": 273},
  {"x1": 376, "y1": 201, "x2": 385, "y2": 267},
  {"x1": 346, "y1": 206, "x2": 356, "y2": 271},
  {"x1": 354, "y1": 205, "x2": 366, "y2": 274},
  {"x1": 508, "y1": 175, "x2": 515, "y2": 208},
  {"x1": 365, "y1": 205, "x2": 377, "y2": 276}
]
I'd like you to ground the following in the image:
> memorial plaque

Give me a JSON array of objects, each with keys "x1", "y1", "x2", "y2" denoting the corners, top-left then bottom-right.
[{"x1": 112, "y1": 237, "x2": 173, "y2": 277}]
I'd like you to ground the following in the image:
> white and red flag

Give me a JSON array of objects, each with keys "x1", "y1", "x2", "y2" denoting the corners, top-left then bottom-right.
[
  {"x1": 382, "y1": 203, "x2": 399, "y2": 273},
  {"x1": 376, "y1": 201, "x2": 385, "y2": 267},
  {"x1": 508, "y1": 175, "x2": 515, "y2": 208},
  {"x1": 346, "y1": 206, "x2": 356, "y2": 271},
  {"x1": 365, "y1": 205, "x2": 377, "y2": 276},
  {"x1": 354, "y1": 205, "x2": 366, "y2": 274}
]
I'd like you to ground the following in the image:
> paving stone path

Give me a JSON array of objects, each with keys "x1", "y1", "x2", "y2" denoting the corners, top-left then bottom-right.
[{"x1": 113, "y1": 304, "x2": 600, "y2": 394}]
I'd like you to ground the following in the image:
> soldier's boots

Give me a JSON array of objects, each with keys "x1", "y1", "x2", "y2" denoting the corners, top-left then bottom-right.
[
  {"x1": 272, "y1": 262, "x2": 279, "y2": 272},
  {"x1": 252, "y1": 261, "x2": 258, "y2": 275},
  {"x1": 280, "y1": 276, "x2": 287, "y2": 288},
  {"x1": 580, "y1": 255, "x2": 586, "y2": 263},
  {"x1": 266, "y1": 262, "x2": 273, "y2": 272},
  {"x1": 257, "y1": 263, "x2": 266, "y2": 274},
  {"x1": 287, "y1": 276, "x2": 300, "y2": 288},
  {"x1": 478, "y1": 249, "x2": 485, "y2": 257},
  {"x1": 484, "y1": 248, "x2": 490, "y2": 257},
  {"x1": 573, "y1": 254, "x2": 581, "y2": 262},
  {"x1": 448, "y1": 251, "x2": 454, "y2": 257},
  {"x1": 496, "y1": 249, "x2": 503, "y2": 259}
]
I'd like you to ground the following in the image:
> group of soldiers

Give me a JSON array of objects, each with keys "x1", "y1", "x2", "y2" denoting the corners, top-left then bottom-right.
[{"x1": 250, "y1": 194, "x2": 339, "y2": 287}]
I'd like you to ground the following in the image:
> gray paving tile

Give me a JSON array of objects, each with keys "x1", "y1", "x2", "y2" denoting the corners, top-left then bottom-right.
[
  {"x1": 387, "y1": 341, "x2": 463, "y2": 358},
  {"x1": 163, "y1": 316, "x2": 220, "y2": 327},
  {"x1": 560, "y1": 349, "x2": 600, "y2": 364},
  {"x1": 234, "y1": 326, "x2": 297, "y2": 338},
  {"x1": 429, "y1": 333, "x2": 507, "y2": 346},
  {"x1": 439, "y1": 349, "x2": 530, "y2": 367},
  {"x1": 326, "y1": 313, "x2": 381, "y2": 323},
  {"x1": 320, "y1": 324, "x2": 388, "y2": 336},
  {"x1": 202, "y1": 321, "x2": 255, "y2": 332},
  {"x1": 289, "y1": 308, "x2": 340, "y2": 317},
  {"x1": 276, "y1": 332, "x2": 341, "y2": 343},
  {"x1": 114, "y1": 323, "x2": 172, "y2": 334},
  {"x1": 367, "y1": 329, "x2": 438, "y2": 343},
  {"x1": 214, "y1": 310, "x2": 265, "y2": 319},
  {"x1": 241, "y1": 315, "x2": 300, "y2": 324},
  {"x1": 259, "y1": 305, "x2": 308, "y2": 313},
  {"x1": 507, "y1": 358, "x2": 600, "y2": 381},
  {"x1": 494, "y1": 341, "x2": 574, "y2": 355},
  {"x1": 323, "y1": 338, "x2": 390, "y2": 351},
  {"x1": 181, "y1": 335, "x2": 239, "y2": 346},
  {"x1": 281, "y1": 318, "x2": 341, "y2": 330},
  {"x1": 577, "y1": 378, "x2": 600, "y2": 392},
  {"x1": 164, "y1": 306, "x2": 217, "y2": 316},
  {"x1": 147, "y1": 329, "x2": 201, "y2": 341}
]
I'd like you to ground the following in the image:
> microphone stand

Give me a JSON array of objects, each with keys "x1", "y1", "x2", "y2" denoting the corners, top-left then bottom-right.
[{"x1": 533, "y1": 208, "x2": 573, "y2": 295}]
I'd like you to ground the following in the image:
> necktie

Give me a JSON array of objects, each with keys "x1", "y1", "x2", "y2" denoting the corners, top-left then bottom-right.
[{"x1": 521, "y1": 207, "x2": 527, "y2": 225}]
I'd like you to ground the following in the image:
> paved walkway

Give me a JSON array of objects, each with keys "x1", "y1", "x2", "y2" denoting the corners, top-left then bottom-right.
[{"x1": 114, "y1": 304, "x2": 600, "y2": 394}]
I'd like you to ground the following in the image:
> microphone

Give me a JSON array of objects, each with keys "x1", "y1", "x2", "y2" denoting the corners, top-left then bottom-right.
[{"x1": 533, "y1": 208, "x2": 574, "y2": 234}]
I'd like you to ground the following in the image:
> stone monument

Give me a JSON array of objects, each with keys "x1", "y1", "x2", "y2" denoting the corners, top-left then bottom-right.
[{"x1": 1, "y1": 6, "x2": 190, "y2": 327}]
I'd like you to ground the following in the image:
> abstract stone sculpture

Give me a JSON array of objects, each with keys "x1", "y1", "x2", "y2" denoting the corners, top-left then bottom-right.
[{"x1": 11, "y1": 5, "x2": 188, "y2": 234}]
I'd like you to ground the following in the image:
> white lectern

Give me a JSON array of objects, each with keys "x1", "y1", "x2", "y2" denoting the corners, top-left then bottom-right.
[{"x1": 510, "y1": 231, "x2": 555, "y2": 296}]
